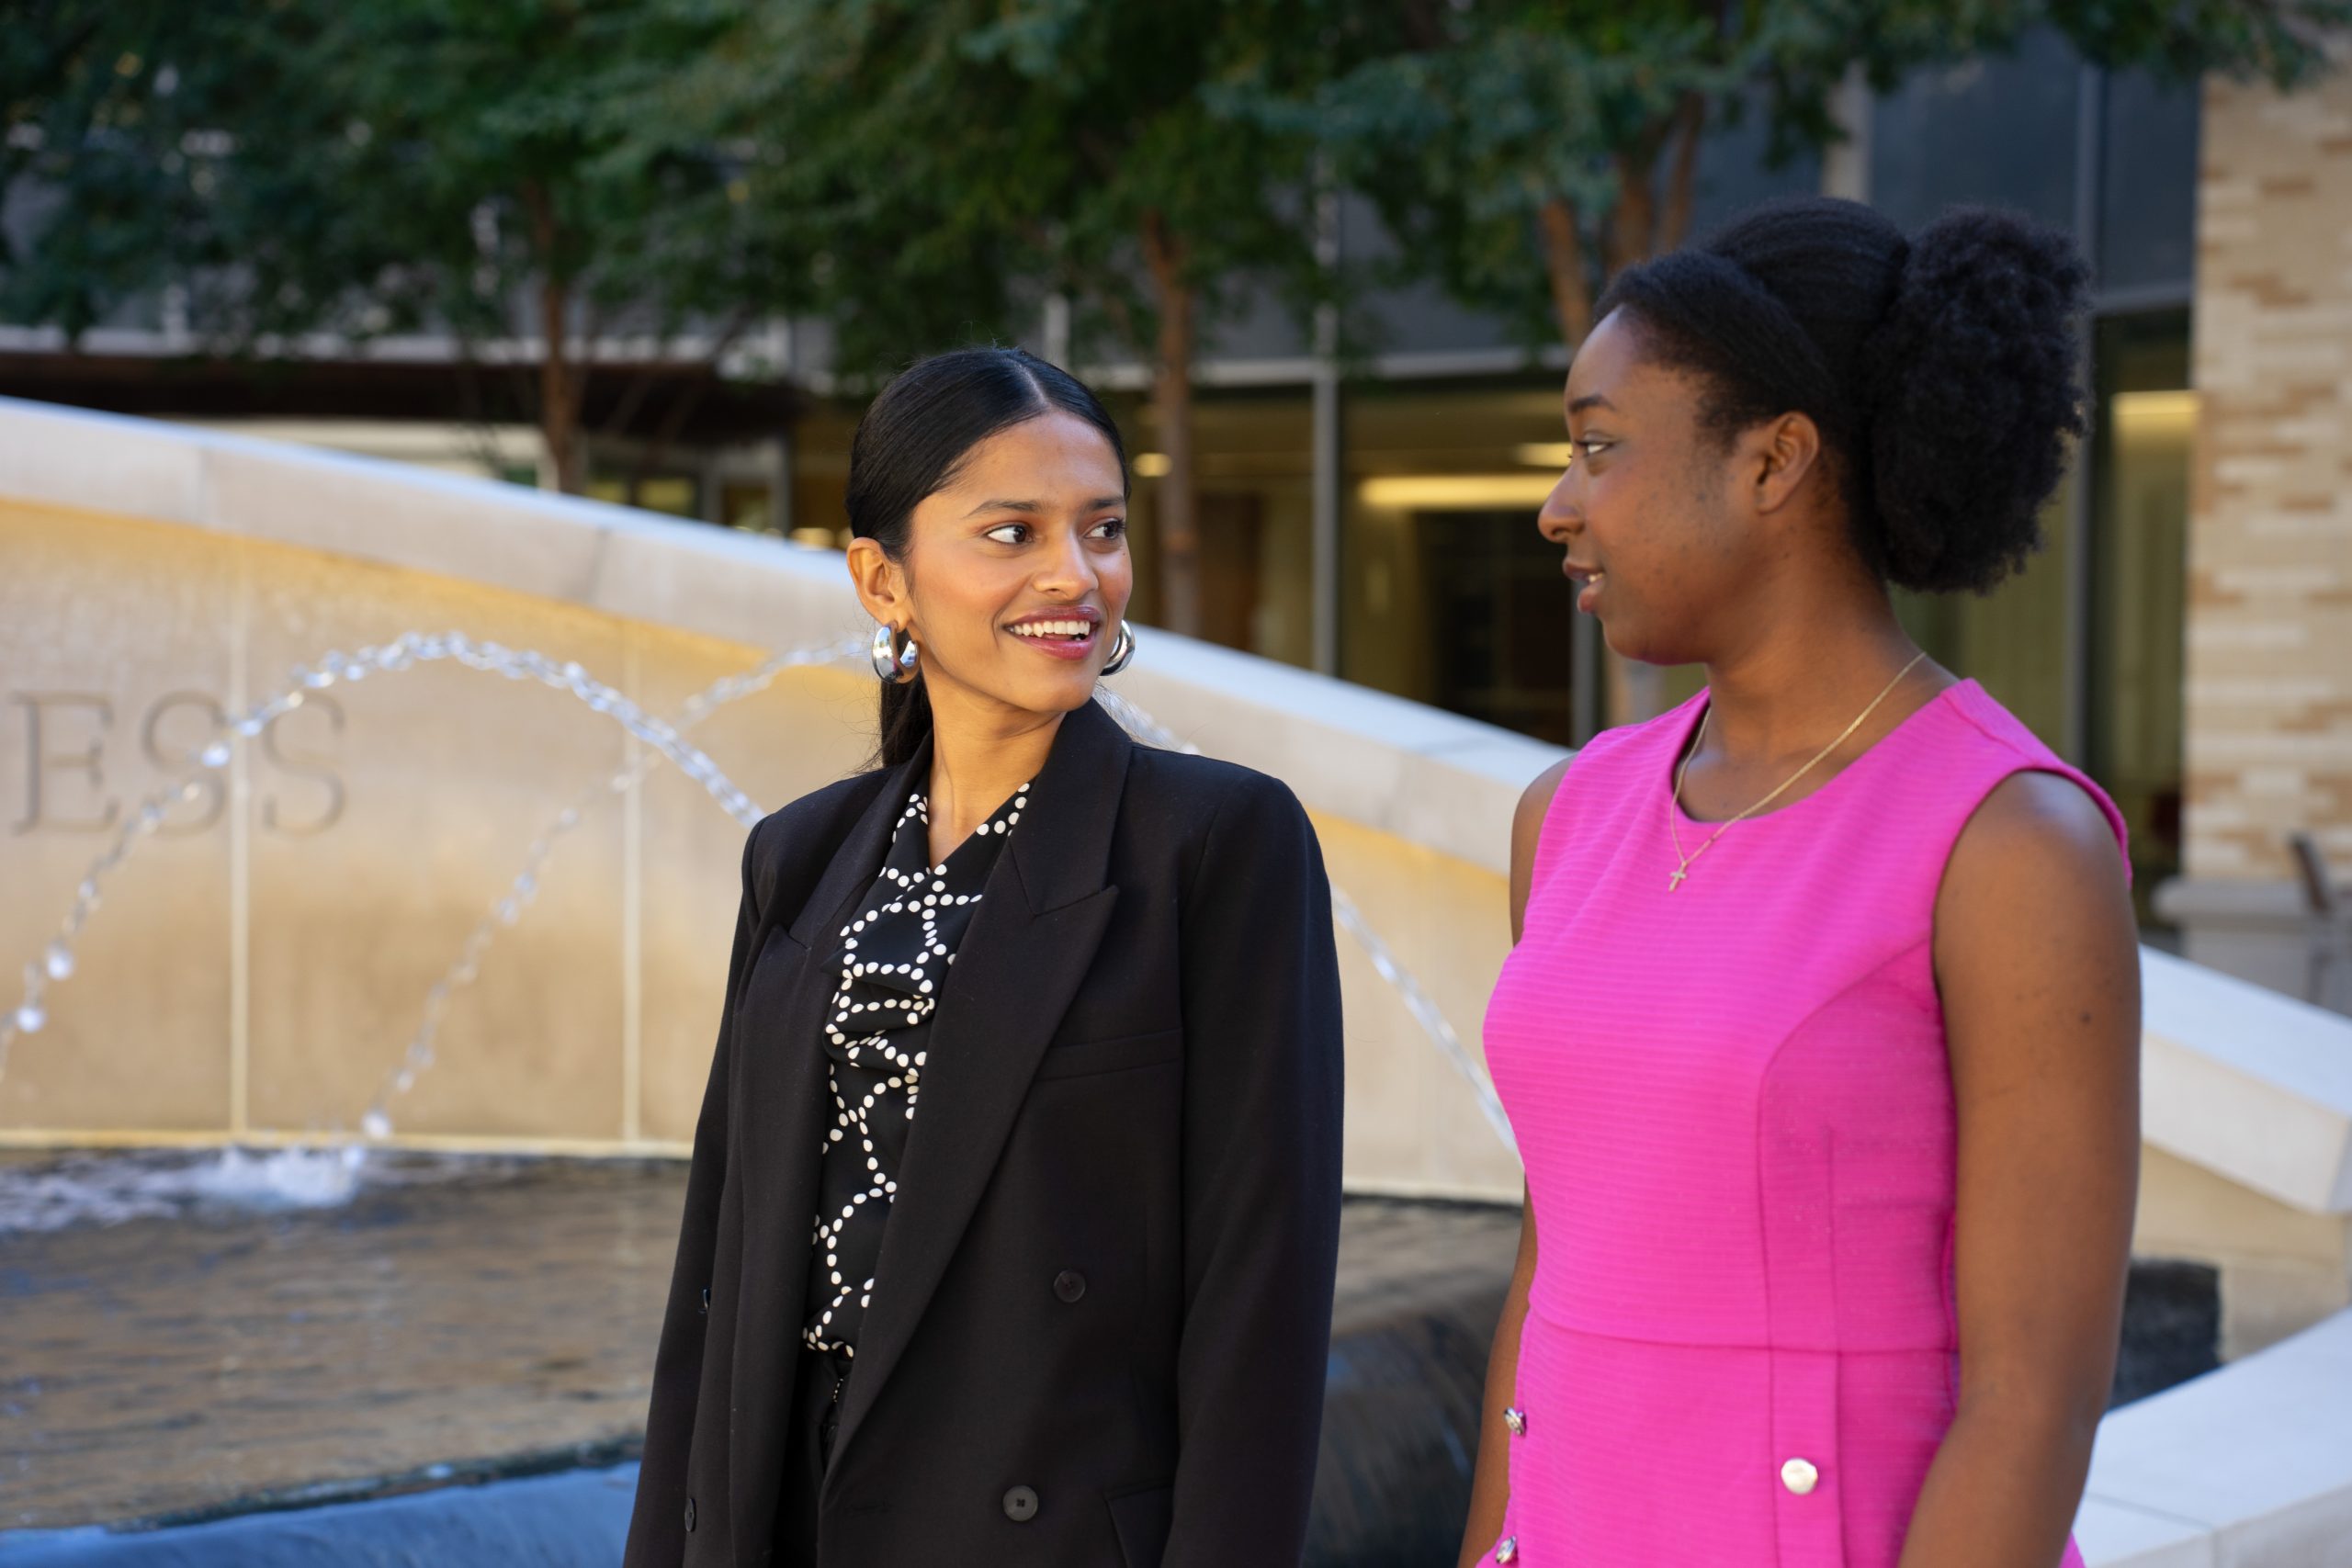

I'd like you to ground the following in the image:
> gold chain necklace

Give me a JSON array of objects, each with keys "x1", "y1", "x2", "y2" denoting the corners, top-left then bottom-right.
[{"x1": 1666, "y1": 650, "x2": 1928, "y2": 891}]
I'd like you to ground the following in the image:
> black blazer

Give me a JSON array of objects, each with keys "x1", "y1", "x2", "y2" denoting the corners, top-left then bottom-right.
[{"x1": 624, "y1": 697, "x2": 1345, "y2": 1568}]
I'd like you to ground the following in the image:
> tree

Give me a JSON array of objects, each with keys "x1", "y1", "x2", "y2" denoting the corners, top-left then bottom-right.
[
  {"x1": 2, "y1": 0, "x2": 807, "y2": 495},
  {"x1": 697, "y1": 0, "x2": 1369, "y2": 637},
  {"x1": 952, "y1": 2, "x2": 1372, "y2": 637},
  {"x1": 1306, "y1": 0, "x2": 2346, "y2": 362}
]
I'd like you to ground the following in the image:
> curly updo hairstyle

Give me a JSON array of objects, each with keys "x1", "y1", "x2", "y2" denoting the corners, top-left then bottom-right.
[
  {"x1": 846, "y1": 345, "x2": 1129, "y2": 769},
  {"x1": 1594, "y1": 196, "x2": 2089, "y2": 595}
]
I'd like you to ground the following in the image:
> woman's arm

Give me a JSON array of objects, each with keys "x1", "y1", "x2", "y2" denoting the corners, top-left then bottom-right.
[
  {"x1": 1456, "y1": 757, "x2": 1568, "y2": 1566},
  {"x1": 1898, "y1": 772, "x2": 2141, "y2": 1568},
  {"x1": 622, "y1": 822, "x2": 763, "y2": 1568},
  {"x1": 1160, "y1": 774, "x2": 1346, "y2": 1568}
]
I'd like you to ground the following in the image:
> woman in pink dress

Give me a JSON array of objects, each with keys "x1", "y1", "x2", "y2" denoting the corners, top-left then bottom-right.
[{"x1": 1462, "y1": 197, "x2": 2142, "y2": 1567}]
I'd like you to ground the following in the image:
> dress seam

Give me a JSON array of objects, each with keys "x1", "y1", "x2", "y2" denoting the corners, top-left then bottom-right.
[{"x1": 1521, "y1": 1307, "x2": 1954, "y2": 1356}]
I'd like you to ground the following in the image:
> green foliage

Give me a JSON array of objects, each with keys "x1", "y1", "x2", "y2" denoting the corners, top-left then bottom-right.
[
  {"x1": 2, "y1": 0, "x2": 795, "y2": 355},
  {"x1": 6, "y1": 0, "x2": 2346, "y2": 390},
  {"x1": 668, "y1": 0, "x2": 1366, "y2": 379},
  {"x1": 1290, "y1": 0, "x2": 2351, "y2": 355}
]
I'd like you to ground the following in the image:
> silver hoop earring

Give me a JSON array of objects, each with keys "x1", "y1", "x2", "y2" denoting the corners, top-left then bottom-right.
[
  {"x1": 1100, "y1": 621, "x2": 1137, "y2": 676},
  {"x1": 869, "y1": 622, "x2": 920, "y2": 684}
]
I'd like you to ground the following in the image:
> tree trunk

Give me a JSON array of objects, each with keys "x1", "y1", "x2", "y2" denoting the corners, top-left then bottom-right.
[
  {"x1": 538, "y1": 272, "x2": 585, "y2": 494},
  {"x1": 1140, "y1": 208, "x2": 1201, "y2": 637},
  {"x1": 523, "y1": 184, "x2": 585, "y2": 494},
  {"x1": 1537, "y1": 194, "x2": 1593, "y2": 351},
  {"x1": 1659, "y1": 92, "x2": 1707, "y2": 253},
  {"x1": 1607, "y1": 149, "x2": 1658, "y2": 276}
]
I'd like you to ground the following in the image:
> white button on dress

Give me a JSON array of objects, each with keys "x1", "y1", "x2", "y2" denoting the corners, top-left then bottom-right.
[{"x1": 1780, "y1": 1457, "x2": 1820, "y2": 1495}]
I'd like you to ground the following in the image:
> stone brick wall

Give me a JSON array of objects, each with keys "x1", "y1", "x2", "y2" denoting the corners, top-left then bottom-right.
[{"x1": 2186, "y1": 48, "x2": 2352, "y2": 882}]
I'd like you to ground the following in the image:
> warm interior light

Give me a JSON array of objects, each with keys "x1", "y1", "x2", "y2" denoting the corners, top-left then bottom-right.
[
  {"x1": 1514, "y1": 442, "x2": 1576, "y2": 468},
  {"x1": 787, "y1": 525, "x2": 841, "y2": 550},
  {"x1": 2112, "y1": 389, "x2": 2198, "y2": 434},
  {"x1": 1134, "y1": 452, "x2": 1173, "y2": 478},
  {"x1": 1359, "y1": 473, "x2": 1560, "y2": 510}
]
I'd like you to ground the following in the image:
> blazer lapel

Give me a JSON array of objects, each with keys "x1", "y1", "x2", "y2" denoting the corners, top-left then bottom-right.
[
  {"x1": 823, "y1": 698, "x2": 1133, "y2": 1486},
  {"x1": 728, "y1": 748, "x2": 923, "y2": 1554}
]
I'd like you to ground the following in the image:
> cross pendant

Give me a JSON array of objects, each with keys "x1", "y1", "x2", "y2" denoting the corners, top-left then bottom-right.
[{"x1": 1668, "y1": 864, "x2": 1689, "y2": 891}]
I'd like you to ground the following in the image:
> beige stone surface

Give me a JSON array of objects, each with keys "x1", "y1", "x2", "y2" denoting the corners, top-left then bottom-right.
[
  {"x1": 241, "y1": 546, "x2": 632, "y2": 1141},
  {"x1": 2187, "y1": 51, "x2": 2352, "y2": 881},
  {"x1": 0, "y1": 500, "x2": 892, "y2": 1150},
  {"x1": 1310, "y1": 810, "x2": 1523, "y2": 1199},
  {"x1": 0, "y1": 502, "x2": 235, "y2": 1131},
  {"x1": 633, "y1": 633, "x2": 873, "y2": 1145}
]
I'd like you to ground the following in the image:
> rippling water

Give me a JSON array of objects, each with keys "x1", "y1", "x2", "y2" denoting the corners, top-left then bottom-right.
[
  {"x1": 0, "y1": 1150, "x2": 688, "y2": 1530},
  {"x1": 0, "y1": 1150, "x2": 1524, "y2": 1540}
]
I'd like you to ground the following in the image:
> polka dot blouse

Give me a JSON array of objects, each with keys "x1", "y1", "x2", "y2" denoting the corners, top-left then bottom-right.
[{"x1": 802, "y1": 778, "x2": 1028, "y2": 1355}]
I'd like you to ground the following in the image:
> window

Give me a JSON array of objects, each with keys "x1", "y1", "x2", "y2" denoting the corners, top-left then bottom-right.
[{"x1": 1340, "y1": 380, "x2": 1587, "y2": 743}]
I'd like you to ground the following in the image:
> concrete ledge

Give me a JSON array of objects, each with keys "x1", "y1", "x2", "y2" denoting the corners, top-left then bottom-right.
[
  {"x1": 2078, "y1": 1307, "x2": 2352, "y2": 1567},
  {"x1": 2155, "y1": 877, "x2": 2313, "y2": 930},
  {"x1": 2140, "y1": 948, "x2": 2352, "y2": 1214}
]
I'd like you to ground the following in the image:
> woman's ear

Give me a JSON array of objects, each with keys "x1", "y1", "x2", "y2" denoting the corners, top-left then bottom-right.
[
  {"x1": 1748, "y1": 411, "x2": 1825, "y2": 516},
  {"x1": 846, "y1": 536, "x2": 909, "y2": 626}
]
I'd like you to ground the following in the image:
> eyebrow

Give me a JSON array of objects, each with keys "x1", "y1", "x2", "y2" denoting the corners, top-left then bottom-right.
[
  {"x1": 1566, "y1": 394, "x2": 1618, "y2": 416},
  {"x1": 963, "y1": 496, "x2": 1127, "y2": 518}
]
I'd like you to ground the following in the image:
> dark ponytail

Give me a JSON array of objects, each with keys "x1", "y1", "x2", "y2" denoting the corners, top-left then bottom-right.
[
  {"x1": 844, "y1": 346, "x2": 1129, "y2": 768},
  {"x1": 1595, "y1": 195, "x2": 2089, "y2": 594}
]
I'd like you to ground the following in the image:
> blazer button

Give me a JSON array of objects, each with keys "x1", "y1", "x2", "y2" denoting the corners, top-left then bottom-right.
[
  {"x1": 1495, "y1": 1537, "x2": 1518, "y2": 1563},
  {"x1": 1503, "y1": 1405, "x2": 1527, "y2": 1437},
  {"x1": 1781, "y1": 1457, "x2": 1820, "y2": 1495},
  {"x1": 684, "y1": 1495, "x2": 697, "y2": 1531},
  {"x1": 1002, "y1": 1484, "x2": 1040, "y2": 1521},
  {"x1": 698, "y1": 1286, "x2": 710, "y2": 1315},
  {"x1": 1052, "y1": 1270, "x2": 1087, "y2": 1303}
]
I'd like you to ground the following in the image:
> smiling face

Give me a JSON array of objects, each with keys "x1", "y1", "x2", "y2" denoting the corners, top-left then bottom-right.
[
  {"x1": 1536, "y1": 308, "x2": 1824, "y2": 669},
  {"x1": 848, "y1": 411, "x2": 1133, "y2": 724}
]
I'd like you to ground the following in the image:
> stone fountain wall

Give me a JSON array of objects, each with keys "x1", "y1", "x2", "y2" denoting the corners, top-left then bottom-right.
[
  {"x1": 0, "y1": 409, "x2": 1537, "y2": 1198},
  {"x1": 0, "y1": 496, "x2": 874, "y2": 1145}
]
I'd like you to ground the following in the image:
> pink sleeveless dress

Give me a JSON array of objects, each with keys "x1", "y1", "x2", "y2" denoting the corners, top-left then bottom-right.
[{"x1": 1476, "y1": 679, "x2": 2126, "y2": 1566}]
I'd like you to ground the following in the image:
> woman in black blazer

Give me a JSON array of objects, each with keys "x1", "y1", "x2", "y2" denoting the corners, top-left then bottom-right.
[{"x1": 623, "y1": 347, "x2": 1346, "y2": 1568}]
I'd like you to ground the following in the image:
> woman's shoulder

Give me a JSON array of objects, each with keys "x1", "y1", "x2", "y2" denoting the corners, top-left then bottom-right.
[
  {"x1": 1125, "y1": 745, "x2": 1309, "y2": 832},
  {"x1": 1122, "y1": 749, "x2": 1318, "y2": 887},
  {"x1": 754, "y1": 768, "x2": 892, "y2": 846},
  {"x1": 742, "y1": 769, "x2": 895, "y2": 908}
]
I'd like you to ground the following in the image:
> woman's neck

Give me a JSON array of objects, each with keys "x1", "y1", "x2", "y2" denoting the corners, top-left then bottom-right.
[
  {"x1": 922, "y1": 689, "x2": 1066, "y2": 863},
  {"x1": 1692, "y1": 592, "x2": 1943, "y2": 778}
]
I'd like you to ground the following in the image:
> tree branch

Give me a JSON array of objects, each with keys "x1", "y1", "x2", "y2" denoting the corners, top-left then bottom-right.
[{"x1": 521, "y1": 180, "x2": 585, "y2": 492}]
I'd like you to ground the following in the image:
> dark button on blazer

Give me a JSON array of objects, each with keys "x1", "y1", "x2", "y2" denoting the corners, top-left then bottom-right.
[{"x1": 623, "y1": 697, "x2": 1345, "y2": 1568}]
